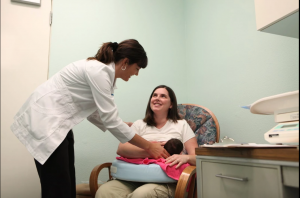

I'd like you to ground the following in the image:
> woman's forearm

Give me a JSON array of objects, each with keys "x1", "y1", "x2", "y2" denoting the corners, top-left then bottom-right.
[
  {"x1": 187, "y1": 155, "x2": 196, "y2": 166},
  {"x1": 126, "y1": 134, "x2": 169, "y2": 159},
  {"x1": 117, "y1": 142, "x2": 151, "y2": 158}
]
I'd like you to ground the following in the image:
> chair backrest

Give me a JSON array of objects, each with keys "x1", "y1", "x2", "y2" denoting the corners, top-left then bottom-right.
[{"x1": 177, "y1": 104, "x2": 220, "y2": 146}]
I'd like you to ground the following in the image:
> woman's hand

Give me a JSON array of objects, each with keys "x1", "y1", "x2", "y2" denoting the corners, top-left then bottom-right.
[
  {"x1": 146, "y1": 142, "x2": 170, "y2": 159},
  {"x1": 150, "y1": 141, "x2": 167, "y2": 147},
  {"x1": 124, "y1": 122, "x2": 133, "y2": 127},
  {"x1": 128, "y1": 135, "x2": 170, "y2": 159},
  {"x1": 165, "y1": 154, "x2": 190, "y2": 169}
]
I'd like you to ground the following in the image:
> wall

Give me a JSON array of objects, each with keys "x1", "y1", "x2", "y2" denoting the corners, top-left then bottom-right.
[
  {"x1": 48, "y1": 0, "x2": 187, "y2": 184},
  {"x1": 184, "y1": 0, "x2": 299, "y2": 143},
  {"x1": 48, "y1": 0, "x2": 299, "y2": 185},
  {"x1": 3, "y1": 0, "x2": 298, "y2": 194},
  {"x1": 1, "y1": 0, "x2": 52, "y2": 197}
]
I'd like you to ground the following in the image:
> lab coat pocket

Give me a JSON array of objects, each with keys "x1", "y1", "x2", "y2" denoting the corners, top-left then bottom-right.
[
  {"x1": 18, "y1": 85, "x2": 73, "y2": 141},
  {"x1": 18, "y1": 101, "x2": 71, "y2": 141},
  {"x1": 15, "y1": 73, "x2": 75, "y2": 141}
]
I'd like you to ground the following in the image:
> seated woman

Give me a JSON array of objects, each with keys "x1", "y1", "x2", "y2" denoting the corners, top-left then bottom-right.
[{"x1": 96, "y1": 85, "x2": 198, "y2": 198}]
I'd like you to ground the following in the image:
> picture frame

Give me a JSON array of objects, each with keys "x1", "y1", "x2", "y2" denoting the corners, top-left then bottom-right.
[{"x1": 11, "y1": 0, "x2": 41, "y2": 6}]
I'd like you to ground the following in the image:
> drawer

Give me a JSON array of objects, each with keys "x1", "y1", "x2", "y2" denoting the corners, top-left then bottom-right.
[
  {"x1": 201, "y1": 161, "x2": 281, "y2": 198},
  {"x1": 282, "y1": 166, "x2": 299, "y2": 188}
]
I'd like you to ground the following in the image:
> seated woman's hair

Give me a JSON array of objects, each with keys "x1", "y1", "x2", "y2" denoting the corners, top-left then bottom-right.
[
  {"x1": 164, "y1": 138, "x2": 183, "y2": 156},
  {"x1": 143, "y1": 85, "x2": 182, "y2": 126}
]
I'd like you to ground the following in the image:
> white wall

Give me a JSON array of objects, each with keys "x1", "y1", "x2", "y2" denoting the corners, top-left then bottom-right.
[{"x1": 1, "y1": 0, "x2": 52, "y2": 197}]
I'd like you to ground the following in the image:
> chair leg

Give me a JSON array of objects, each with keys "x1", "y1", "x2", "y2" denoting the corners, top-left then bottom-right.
[
  {"x1": 193, "y1": 181, "x2": 197, "y2": 198},
  {"x1": 187, "y1": 174, "x2": 196, "y2": 198}
]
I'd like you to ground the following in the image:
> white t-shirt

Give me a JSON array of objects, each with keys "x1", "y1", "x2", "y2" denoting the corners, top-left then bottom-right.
[{"x1": 131, "y1": 119, "x2": 195, "y2": 144}]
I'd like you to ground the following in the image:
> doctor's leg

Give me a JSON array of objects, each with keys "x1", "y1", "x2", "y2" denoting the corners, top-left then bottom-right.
[{"x1": 34, "y1": 130, "x2": 76, "y2": 198}]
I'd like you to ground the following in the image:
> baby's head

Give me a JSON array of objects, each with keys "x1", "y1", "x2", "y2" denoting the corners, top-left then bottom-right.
[{"x1": 164, "y1": 138, "x2": 183, "y2": 155}]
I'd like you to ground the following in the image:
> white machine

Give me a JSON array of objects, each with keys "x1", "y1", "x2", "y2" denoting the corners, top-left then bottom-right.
[{"x1": 250, "y1": 90, "x2": 299, "y2": 144}]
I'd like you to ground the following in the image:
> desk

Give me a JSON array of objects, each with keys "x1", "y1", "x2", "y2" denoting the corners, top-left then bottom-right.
[{"x1": 196, "y1": 147, "x2": 299, "y2": 198}]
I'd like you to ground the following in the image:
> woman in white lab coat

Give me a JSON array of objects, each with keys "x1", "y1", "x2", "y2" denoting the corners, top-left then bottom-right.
[{"x1": 11, "y1": 39, "x2": 169, "y2": 198}]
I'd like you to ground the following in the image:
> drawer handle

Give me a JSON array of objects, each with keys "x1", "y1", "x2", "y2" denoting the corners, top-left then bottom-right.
[{"x1": 215, "y1": 174, "x2": 248, "y2": 182}]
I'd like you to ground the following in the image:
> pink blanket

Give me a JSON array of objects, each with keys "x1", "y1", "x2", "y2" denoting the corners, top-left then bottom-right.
[{"x1": 116, "y1": 156, "x2": 190, "y2": 180}]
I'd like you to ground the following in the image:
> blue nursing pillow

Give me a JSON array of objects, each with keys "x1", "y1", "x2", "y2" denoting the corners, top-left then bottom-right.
[{"x1": 110, "y1": 159, "x2": 177, "y2": 183}]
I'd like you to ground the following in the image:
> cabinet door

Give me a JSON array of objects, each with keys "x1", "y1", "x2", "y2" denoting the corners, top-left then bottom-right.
[
  {"x1": 254, "y1": 0, "x2": 299, "y2": 38},
  {"x1": 282, "y1": 166, "x2": 299, "y2": 188},
  {"x1": 201, "y1": 162, "x2": 281, "y2": 198},
  {"x1": 254, "y1": 0, "x2": 298, "y2": 30}
]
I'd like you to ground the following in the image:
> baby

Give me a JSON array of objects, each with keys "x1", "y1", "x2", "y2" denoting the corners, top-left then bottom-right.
[{"x1": 163, "y1": 138, "x2": 183, "y2": 156}]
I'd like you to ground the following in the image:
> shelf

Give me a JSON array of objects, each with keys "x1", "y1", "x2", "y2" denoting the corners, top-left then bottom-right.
[{"x1": 195, "y1": 147, "x2": 299, "y2": 162}]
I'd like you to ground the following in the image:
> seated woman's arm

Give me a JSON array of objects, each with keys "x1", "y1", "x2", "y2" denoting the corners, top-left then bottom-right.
[
  {"x1": 183, "y1": 137, "x2": 198, "y2": 165},
  {"x1": 165, "y1": 137, "x2": 198, "y2": 168},
  {"x1": 117, "y1": 142, "x2": 151, "y2": 158}
]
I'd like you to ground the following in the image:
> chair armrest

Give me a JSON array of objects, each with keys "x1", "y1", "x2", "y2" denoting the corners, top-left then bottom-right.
[
  {"x1": 89, "y1": 162, "x2": 112, "y2": 198},
  {"x1": 175, "y1": 165, "x2": 197, "y2": 198}
]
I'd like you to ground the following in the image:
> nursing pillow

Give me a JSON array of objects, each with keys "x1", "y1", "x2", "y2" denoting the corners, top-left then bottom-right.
[{"x1": 110, "y1": 159, "x2": 177, "y2": 183}]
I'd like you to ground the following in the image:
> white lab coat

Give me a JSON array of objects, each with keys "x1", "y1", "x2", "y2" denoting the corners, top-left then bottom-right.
[{"x1": 11, "y1": 59, "x2": 135, "y2": 164}]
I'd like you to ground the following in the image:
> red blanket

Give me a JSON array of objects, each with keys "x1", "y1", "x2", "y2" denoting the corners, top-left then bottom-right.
[{"x1": 116, "y1": 156, "x2": 190, "y2": 180}]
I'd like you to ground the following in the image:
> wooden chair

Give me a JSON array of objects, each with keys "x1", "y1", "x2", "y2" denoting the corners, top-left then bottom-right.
[{"x1": 76, "y1": 104, "x2": 220, "y2": 198}]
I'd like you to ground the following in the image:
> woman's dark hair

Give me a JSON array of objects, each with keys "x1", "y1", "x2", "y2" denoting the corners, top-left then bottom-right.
[
  {"x1": 143, "y1": 85, "x2": 181, "y2": 126},
  {"x1": 87, "y1": 39, "x2": 148, "y2": 68}
]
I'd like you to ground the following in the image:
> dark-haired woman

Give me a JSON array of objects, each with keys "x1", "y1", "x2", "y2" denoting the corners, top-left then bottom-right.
[
  {"x1": 11, "y1": 39, "x2": 169, "y2": 198},
  {"x1": 96, "y1": 85, "x2": 198, "y2": 198}
]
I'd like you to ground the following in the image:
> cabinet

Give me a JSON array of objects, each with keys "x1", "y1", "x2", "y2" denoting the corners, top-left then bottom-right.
[
  {"x1": 196, "y1": 147, "x2": 299, "y2": 198},
  {"x1": 254, "y1": 0, "x2": 299, "y2": 38}
]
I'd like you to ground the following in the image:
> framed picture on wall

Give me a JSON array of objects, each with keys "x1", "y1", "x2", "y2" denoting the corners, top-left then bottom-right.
[{"x1": 11, "y1": 0, "x2": 41, "y2": 6}]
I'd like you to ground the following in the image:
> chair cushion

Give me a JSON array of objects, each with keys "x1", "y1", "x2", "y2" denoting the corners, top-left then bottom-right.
[
  {"x1": 177, "y1": 104, "x2": 217, "y2": 146},
  {"x1": 110, "y1": 160, "x2": 177, "y2": 183}
]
